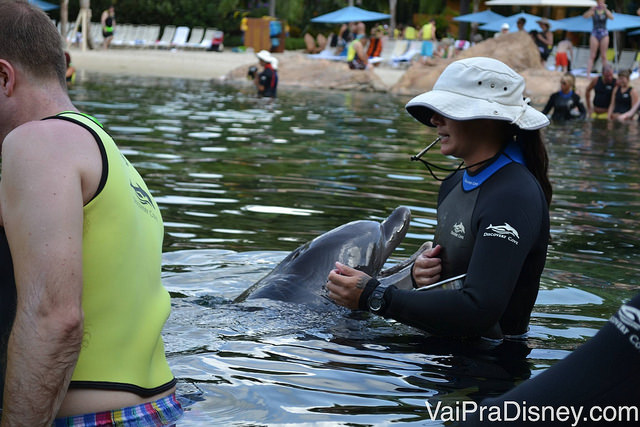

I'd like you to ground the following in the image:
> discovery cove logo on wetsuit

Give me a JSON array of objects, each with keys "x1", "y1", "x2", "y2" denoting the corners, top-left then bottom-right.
[
  {"x1": 483, "y1": 223, "x2": 520, "y2": 245},
  {"x1": 451, "y1": 222, "x2": 465, "y2": 240},
  {"x1": 610, "y1": 304, "x2": 640, "y2": 353}
]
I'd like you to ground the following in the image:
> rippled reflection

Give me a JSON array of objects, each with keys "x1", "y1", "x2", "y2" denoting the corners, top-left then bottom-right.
[{"x1": 69, "y1": 74, "x2": 639, "y2": 424}]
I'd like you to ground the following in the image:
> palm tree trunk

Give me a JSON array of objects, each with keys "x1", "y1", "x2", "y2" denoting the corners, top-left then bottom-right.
[
  {"x1": 269, "y1": 0, "x2": 276, "y2": 17},
  {"x1": 60, "y1": 0, "x2": 69, "y2": 47}
]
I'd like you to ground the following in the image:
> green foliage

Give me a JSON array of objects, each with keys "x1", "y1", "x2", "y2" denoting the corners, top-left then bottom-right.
[
  {"x1": 285, "y1": 37, "x2": 307, "y2": 50},
  {"x1": 51, "y1": 0, "x2": 463, "y2": 43},
  {"x1": 224, "y1": 35, "x2": 243, "y2": 47}
]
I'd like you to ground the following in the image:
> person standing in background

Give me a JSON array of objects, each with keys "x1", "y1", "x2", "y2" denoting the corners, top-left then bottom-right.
[
  {"x1": 585, "y1": 64, "x2": 616, "y2": 119},
  {"x1": 418, "y1": 18, "x2": 436, "y2": 41},
  {"x1": 100, "y1": 4, "x2": 116, "y2": 49},
  {"x1": 555, "y1": 38, "x2": 574, "y2": 72},
  {"x1": 608, "y1": 69, "x2": 638, "y2": 121},
  {"x1": 583, "y1": 0, "x2": 614, "y2": 76},
  {"x1": 254, "y1": 50, "x2": 278, "y2": 97}
]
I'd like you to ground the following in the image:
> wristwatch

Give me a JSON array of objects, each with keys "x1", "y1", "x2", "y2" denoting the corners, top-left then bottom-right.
[{"x1": 368, "y1": 286, "x2": 387, "y2": 315}]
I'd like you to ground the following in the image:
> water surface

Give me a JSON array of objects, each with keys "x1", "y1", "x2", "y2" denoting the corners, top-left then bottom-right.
[{"x1": 70, "y1": 74, "x2": 640, "y2": 425}]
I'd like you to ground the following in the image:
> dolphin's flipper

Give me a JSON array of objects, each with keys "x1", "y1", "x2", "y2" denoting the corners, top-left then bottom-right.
[{"x1": 378, "y1": 242, "x2": 432, "y2": 290}]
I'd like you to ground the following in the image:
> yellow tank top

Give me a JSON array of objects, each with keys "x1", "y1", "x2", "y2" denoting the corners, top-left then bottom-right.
[
  {"x1": 421, "y1": 23, "x2": 434, "y2": 40},
  {"x1": 55, "y1": 112, "x2": 175, "y2": 395},
  {"x1": 347, "y1": 40, "x2": 357, "y2": 61},
  {"x1": 404, "y1": 26, "x2": 416, "y2": 40}
]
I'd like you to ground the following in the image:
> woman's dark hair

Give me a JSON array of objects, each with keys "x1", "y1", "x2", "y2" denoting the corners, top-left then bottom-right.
[{"x1": 512, "y1": 126, "x2": 552, "y2": 207}]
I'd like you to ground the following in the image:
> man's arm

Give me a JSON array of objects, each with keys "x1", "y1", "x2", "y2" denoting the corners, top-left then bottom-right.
[
  {"x1": 607, "y1": 86, "x2": 618, "y2": 119},
  {"x1": 585, "y1": 78, "x2": 596, "y2": 113},
  {"x1": 0, "y1": 122, "x2": 86, "y2": 426},
  {"x1": 356, "y1": 42, "x2": 368, "y2": 66}
]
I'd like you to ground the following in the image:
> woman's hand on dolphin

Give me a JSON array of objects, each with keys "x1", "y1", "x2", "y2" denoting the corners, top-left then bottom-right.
[
  {"x1": 412, "y1": 244, "x2": 442, "y2": 288},
  {"x1": 326, "y1": 262, "x2": 371, "y2": 310}
]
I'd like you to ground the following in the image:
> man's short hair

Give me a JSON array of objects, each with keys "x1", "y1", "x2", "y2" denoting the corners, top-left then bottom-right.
[{"x1": 0, "y1": 0, "x2": 66, "y2": 88}]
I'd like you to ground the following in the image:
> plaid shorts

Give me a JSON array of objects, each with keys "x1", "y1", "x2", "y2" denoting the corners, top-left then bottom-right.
[{"x1": 53, "y1": 393, "x2": 183, "y2": 426}]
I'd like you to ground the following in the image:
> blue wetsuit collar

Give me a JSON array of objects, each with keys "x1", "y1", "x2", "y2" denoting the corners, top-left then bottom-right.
[{"x1": 462, "y1": 141, "x2": 524, "y2": 191}]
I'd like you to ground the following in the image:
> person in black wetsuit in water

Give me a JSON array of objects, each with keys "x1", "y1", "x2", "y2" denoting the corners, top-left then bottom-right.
[
  {"x1": 326, "y1": 57, "x2": 552, "y2": 341},
  {"x1": 542, "y1": 73, "x2": 586, "y2": 121},
  {"x1": 462, "y1": 292, "x2": 640, "y2": 425}
]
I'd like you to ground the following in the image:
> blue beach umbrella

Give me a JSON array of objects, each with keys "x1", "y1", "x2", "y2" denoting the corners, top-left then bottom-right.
[
  {"x1": 29, "y1": 0, "x2": 59, "y2": 11},
  {"x1": 311, "y1": 6, "x2": 391, "y2": 23},
  {"x1": 454, "y1": 10, "x2": 506, "y2": 24},
  {"x1": 557, "y1": 12, "x2": 640, "y2": 32},
  {"x1": 480, "y1": 12, "x2": 563, "y2": 32},
  {"x1": 629, "y1": 28, "x2": 640, "y2": 36}
]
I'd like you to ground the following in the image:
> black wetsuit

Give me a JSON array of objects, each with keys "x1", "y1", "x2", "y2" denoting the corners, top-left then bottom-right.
[
  {"x1": 363, "y1": 142, "x2": 550, "y2": 339},
  {"x1": 463, "y1": 292, "x2": 640, "y2": 426},
  {"x1": 258, "y1": 65, "x2": 278, "y2": 98},
  {"x1": 593, "y1": 76, "x2": 616, "y2": 110},
  {"x1": 542, "y1": 91, "x2": 586, "y2": 121},
  {"x1": 613, "y1": 87, "x2": 633, "y2": 114}
]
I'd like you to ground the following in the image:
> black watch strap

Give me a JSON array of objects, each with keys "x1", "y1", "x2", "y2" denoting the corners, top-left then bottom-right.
[{"x1": 358, "y1": 278, "x2": 381, "y2": 311}]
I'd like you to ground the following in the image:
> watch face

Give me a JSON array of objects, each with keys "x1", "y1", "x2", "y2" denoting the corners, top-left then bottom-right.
[{"x1": 369, "y1": 296, "x2": 383, "y2": 311}]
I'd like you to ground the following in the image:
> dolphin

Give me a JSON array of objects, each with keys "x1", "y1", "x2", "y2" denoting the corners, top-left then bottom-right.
[{"x1": 234, "y1": 206, "x2": 413, "y2": 310}]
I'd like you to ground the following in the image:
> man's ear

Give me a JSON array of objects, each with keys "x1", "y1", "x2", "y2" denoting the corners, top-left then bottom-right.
[{"x1": 0, "y1": 60, "x2": 16, "y2": 97}]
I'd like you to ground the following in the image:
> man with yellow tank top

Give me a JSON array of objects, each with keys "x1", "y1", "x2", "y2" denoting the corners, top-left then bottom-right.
[
  {"x1": 347, "y1": 34, "x2": 369, "y2": 70},
  {"x1": 0, "y1": 2, "x2": 182, "y2": 425},
  {"x1": 403, "y1": 24, "x2": 417, "y2": 40},
  {"x1": 419, "y1": 18, "x2": 436, "y2": 41}
]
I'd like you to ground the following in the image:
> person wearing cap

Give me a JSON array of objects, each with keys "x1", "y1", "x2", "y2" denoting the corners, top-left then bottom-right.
[
  {"x1": 532, "y1": 18, "x2": 553, "y2": 66},
  {"x1": 541, "y1": 73, "x2": 586, "y2": 121},
  {"x1": 327, "y1": 57, "x2": 551, "y2": 340},
  {"x1": 494, "y1": 23, "x2": 509, "y2": 38},
  {"x1": 254, "y1": 49, "x2": 278, "y2": 98}
]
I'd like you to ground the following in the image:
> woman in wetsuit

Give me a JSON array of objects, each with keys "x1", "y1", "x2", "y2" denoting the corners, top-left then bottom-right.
[
  {"x1": 583, "y1": 0, "x2": 613, "y2": 76},
  {"x1": 542, "y1": 73, "x2": 587, "y2": 121},
  {"x1": 609, "y1": 69, "x2": 638, "y2": 121},
  {"x1": 327, "y1": 57, "x2": 551, "y2": 340}
]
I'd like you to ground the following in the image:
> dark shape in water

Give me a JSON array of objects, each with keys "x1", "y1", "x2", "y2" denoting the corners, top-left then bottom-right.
[{"x1": 234, "y1": 206, "x2": 413, "y2": 310}]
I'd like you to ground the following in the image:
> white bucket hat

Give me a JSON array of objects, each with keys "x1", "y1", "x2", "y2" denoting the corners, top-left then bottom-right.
[
  {"x1": 256, "y1": 50, "x2": 273, "y2": 64},
  {"x1": 405, "y1": 57, "x2": 549, "y2": 131}
]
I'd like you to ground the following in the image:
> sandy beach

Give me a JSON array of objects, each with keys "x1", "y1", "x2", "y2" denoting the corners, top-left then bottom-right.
[
  {"x1": 68, "y1": 44, "x2": 639, "y2": 105},
  {"x1": 68, "y1": 47, "x2": 406, "y2": 87}
]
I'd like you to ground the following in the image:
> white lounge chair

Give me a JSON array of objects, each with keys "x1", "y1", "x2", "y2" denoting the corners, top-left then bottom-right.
[
  {"x1": 617, "y1": 49, "x2": 637, "y2": 72},
  {"x1": 110, "y1": 24, "x2": 132, "y2": 47},
  {"x1": 184, "y1": 27, "x2": 204, "y2": 48},
  {"x1": 390, "y1": 40, "x2": 420, "y2": 67},
  {"x1": 141, "y1": 25, "x2": 161, "y2": 47},
  {"x1": 155, "y1": 25, "x2": 176, "y2": 48},
  {"x1": 189, "y1": 28, "x2": 213, "y2": 49},
  {"x1": 171, "y1": 26, "x2": 191, "y2": 48}
]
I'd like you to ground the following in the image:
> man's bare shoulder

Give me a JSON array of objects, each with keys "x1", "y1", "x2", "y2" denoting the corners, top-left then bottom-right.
[
  {"x1": 3, "y1": 118, "x2": 97, "y2": 160},
  {"x1": 2, "y1": 118, "x2": 102, "y2": 185}
]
